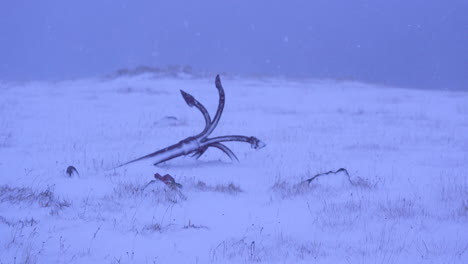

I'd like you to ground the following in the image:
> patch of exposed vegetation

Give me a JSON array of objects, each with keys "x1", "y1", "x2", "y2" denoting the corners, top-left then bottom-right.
[
  {"x1": 193, "y1": 181, "x2": 243, "y2": 195},
  {"x1": 271, "y1": 181, "x2": 311, "y2": 199},
  {"x1": 110, "y1": 180, "x2": 187, "y2": 204},
  {"x1": 211, "y1": 234, "x2": 323, "y2": 263},
  {"x1": 0, "y1": 185, "x2": 71, "y2": 215},
  {"x1": 0, "y1": 215, "x2": 38, "y2": 227},
  {"x1": 183, "y1": 220, "x2": 209, "y2": 230}
]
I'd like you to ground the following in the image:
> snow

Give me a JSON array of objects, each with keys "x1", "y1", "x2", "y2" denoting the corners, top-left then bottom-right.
[{"x1": 0, "y1": 74, "x2": 467, "y2": 263}]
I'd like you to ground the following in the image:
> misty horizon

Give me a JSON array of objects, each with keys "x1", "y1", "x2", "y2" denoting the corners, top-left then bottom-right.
[{"x1": 1, "y1": 0, "x2": 467, "y2": 90}]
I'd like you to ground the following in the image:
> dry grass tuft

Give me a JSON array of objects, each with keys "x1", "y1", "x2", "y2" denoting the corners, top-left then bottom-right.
[
  {"x1": 211, "y1": 234, "x2": 322, "y2": 263},
  {"x1": 0, "y1": 185, "x2": 71, "y2": 215},
  {"x1": 193, "y1": 181, "x2": 243, "y2": 195}
]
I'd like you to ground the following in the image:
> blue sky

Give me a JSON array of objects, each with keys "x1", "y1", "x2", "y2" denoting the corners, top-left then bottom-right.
[{"x1": 0, "y1": 0, "x2": 467, "y2": 89}]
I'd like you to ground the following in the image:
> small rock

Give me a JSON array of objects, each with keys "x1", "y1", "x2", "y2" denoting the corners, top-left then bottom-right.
[{"x1": 66, "y1": 166, "x2": 79, "y2": 177}]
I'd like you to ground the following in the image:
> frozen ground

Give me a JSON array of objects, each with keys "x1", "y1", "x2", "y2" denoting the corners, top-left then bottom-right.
[{"x1": 0, "y1": 74, "x2": 467, "y2": 263}]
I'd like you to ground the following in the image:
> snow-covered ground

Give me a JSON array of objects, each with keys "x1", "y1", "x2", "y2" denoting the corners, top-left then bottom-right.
[{"x1": 0, "y1": 74, "x2": 467, "y2": 263}]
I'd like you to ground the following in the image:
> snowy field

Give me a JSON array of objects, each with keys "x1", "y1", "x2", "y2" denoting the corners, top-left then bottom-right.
[{"x1": 0, "y1": 73, "x2": 467, "y2": 263}]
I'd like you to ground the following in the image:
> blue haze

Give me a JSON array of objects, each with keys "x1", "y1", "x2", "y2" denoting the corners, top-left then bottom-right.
[{"x1": 0, "y1": 0, "x2": 467, "y2": 90}]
